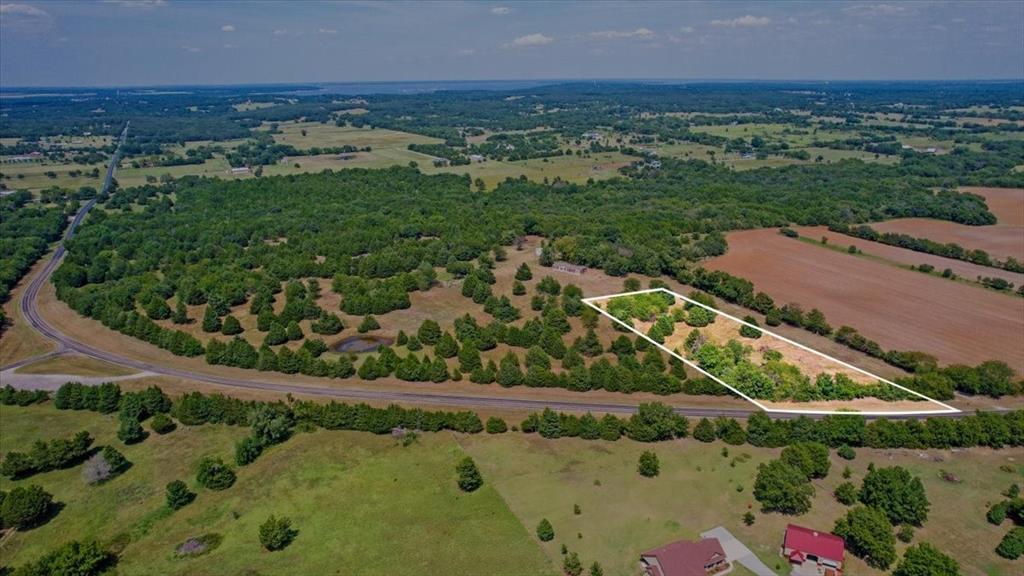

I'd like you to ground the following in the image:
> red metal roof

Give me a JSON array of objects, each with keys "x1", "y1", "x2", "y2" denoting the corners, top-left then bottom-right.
[
  {"x1": 784, "y1": 524, "x2": 845, "y2": 562},
  {"x1": 640, "y1": 538, "x2": 727, "y2": 576}
]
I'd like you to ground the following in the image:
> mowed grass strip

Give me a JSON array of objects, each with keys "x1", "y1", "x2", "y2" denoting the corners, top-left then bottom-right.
[
  {"x1": 460, "y1": 433, "x2": 1024, "y2": 576},
  {"x1": 0, "y1": 405, "x2": 552, "y2": 576}
]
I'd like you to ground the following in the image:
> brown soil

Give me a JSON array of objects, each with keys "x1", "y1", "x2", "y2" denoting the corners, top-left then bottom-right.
[
  {"x1": 870, "y1": 187, "x2": 1023, "y2": 262},
  {"x1": 796, "y1": 225, "x2": 1024, "y2": 286},
  {"x1": 707, "y1": 228, "x2": 1024, "y2": 374}
]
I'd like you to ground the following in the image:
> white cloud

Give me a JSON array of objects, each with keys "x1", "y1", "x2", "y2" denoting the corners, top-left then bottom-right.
[
  {"x1": 491, "y1": 6, "x2": 510, "y2": 15},
  {"x1": 273, "y1": 28, "x2": 288, "y2": 36},
  {"x1": 504, "y1": 33, "x2": 553, "y2": 48},
  {"x1": 181, "y1": 45, "x2": 200, "y2": 53},
  {"x1": 221, "y1": 24, "x2": 235, "y2": 32},
  {"x1": 102, "y1": 0, "x2": 166, "y2": 8},
  {"x1": 318, "y1": 28, "x2": 338, "y2": 35},
  {"x1": 0, "y1": 3, "x2": 49, "y2": 17},
  {"x1": 710, "y1": 15, "x2": 771, "y2": 28},
  {"x1": 224, "y1": 43, "x2": 238, "y2": 49},
  {"x1": 679, "y1": 26, "x2": 695, "y2": 34},
  {"x1": 842, "y1": 3, "x2": 911, "y2": 17},
  {"x1": 455, "y1": 48, "x2": 476, "y2": 56},
  {"x1": 589, "y1": 27, "x2": 656, "y2": 40}
]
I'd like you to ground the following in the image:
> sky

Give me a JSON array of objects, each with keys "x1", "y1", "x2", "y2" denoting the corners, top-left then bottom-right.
[{"x1": 1, "y1": 0, "x2": 1022, "y2": 87}]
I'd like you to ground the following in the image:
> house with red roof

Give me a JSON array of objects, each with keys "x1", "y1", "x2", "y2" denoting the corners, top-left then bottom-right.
[
  {"x1": 640, "y1": 537, "x2": 730, "y2": 576},
  {"x1": 781, "y1": 524, "x2": 845, "y2": 576}
]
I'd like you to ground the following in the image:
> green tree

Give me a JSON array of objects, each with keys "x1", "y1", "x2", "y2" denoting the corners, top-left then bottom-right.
[
  {"x1": 486, "y1": 417, "x2": 507, "y2": 434},
  {"x1": 417, "y1": 319, "x2": 441, "y2": 345},
  {"x1": 693, "y1": 417, "x2": 716, "y2": 443},
  {"x1": 196, "y1": 456, "x2": 236, "y2": 491},
  {"x1": 563, "y1": 551, "x2": 583, "y2": 576},
  {"x1": 1, "y1": 485, "x2": 53, "y2": 530},
  {"x1": 753, "y1": 459, "x2": 814, "y2": 515},
  {"x1": 743, "y1": 511, "x2": 755, "y2": 526},
  {"x1": 834, "y1": 506, "x2": 896, "y2": 570},
  {"x1": 264, "y1": 321, "x2": 287, "y2": 346},
  {"x1": 893, "y1": 542, "x2": 959, "y2": 576},
  {"x1": 172, "y1": 300, "x2": 189, "y2": 324},
  {"x1": 165, "y1": 480, "x2": 195, "y2": 510},
  {"x1": 117, "y1": 417, "x2": 146, "y2": 445},
  {"x1": 638, "y1": 451, "x2": 660, "y2": 477},
  {"x1": 285, "y1": 320, "x2": 303, "y2": 341},
  {"x1": 10, "y1": 540, "x2": 114, "y2": 575},
  {"x1": 150, "y1": 412, "x2": 176, "y2": 434},
  {"x1": 996, "y1": 527, "x2": 1024, "y2": 560},
  {"x1": 358, "y1": 315, "x2": 380, "y2": 333},
  {"x1": 435, "y1": 331, "x2": 459, "y2": 358},
  {"x1": 201, "y1": 306, "x2": 221, "y2": 333},
  {"x1": 456, "y1": 457, "x2": 483, "y2": 492},
  {"x1": 834, "y1": 482, "x2": 858, "y2": 506},
  {"x1": 258, "y1": 515, "x2": 297, "y2": 551},
  {"x1": 859, "y1": 465, "x2": 930, "y2": 526},
  {"x1": 589, "y1": 561, "x2": 604, "y2": 576},
  {"x1": 221, "y1": 315, "x2": 243, "y2": 335},
  {"x1": 515, "y1": 263, "x2": 533, "y2": 281},
  {"x1": 536, "y1": 518, "x2": 554, "y2": 541},
  {"x1": 739, "y1": 315, "x2": 762, "y2": 339},
  {"x1": 780, "y1": 442, "x2": 831, "y2": 479}
]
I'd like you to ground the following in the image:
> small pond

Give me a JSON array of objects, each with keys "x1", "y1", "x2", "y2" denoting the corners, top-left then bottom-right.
[{"x1": 333, "y1": 334, "x2": 394, "y2": 353}]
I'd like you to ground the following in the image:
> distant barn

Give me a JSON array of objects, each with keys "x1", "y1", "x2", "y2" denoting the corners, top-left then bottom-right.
[{"x1": 552, "y1": 261, "x2": 587, "y2": 275}]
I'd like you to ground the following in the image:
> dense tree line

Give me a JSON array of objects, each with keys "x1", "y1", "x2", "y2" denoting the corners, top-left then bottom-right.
[
  {"x1": 0, "y1": 190, "x2": 70, "y2": 311},
  {"x1": 830, "y1": 222, "x2": 1023, "y2": 273}
]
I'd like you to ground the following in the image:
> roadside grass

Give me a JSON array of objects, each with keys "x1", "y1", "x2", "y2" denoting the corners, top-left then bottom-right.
[
  {"x1": 421, "y1": 151, "x2": 633, "y2": 189},
  {"x1": 0, "y1": 250, "x2": 58, "y2": 366},
  {"x1": 14, "y1": 354, "x2": 138, "y2": 377},
  {"x1": 459, "y1": 433, "x2": 1024, "y2": 576},
  {"x1": 0, "y1": 404, "x2": 553, "y2": 576}
]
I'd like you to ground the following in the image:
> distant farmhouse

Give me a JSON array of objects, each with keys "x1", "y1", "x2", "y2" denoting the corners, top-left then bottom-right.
[
  {"x1": 468, "y1": 154, "x2": 486, "y2": 162},
  {"x1": 639, "y1": 537, "x2": 729, "y2": 576},
  {"x1": 581, "y1": 131, "x2": 601, "y2": 140},
  {"x1": 552, "y1": 261, "x2": 587, "y2": 275},
  {"x1": 229, "y1": 166, "x2": 250, "y2": 175}
]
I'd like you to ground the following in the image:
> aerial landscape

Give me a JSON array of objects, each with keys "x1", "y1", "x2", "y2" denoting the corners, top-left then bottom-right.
[{"x1": 0, "y1": 1, "x2": 1023, "y2": 575}]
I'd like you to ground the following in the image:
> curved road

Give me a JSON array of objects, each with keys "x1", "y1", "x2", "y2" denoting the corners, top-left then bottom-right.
[{"x1": 9, "y1": 124, "x2": 975, "y2": 419}]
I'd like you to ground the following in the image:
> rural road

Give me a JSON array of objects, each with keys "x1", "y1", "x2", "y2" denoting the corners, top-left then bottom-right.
[{"x1": 2, "y1": 123, "x2": 987, "y2": 419}]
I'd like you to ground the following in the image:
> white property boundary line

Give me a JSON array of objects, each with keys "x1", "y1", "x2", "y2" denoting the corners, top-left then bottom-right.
[{"x1": 582, "y1": 288, "x2": 959, "y2": 416}]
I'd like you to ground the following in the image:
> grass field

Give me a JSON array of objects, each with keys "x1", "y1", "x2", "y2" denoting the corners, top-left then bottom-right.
[
  {"x1": 14, "y1": 354, "x2": 138, "y2": 377},
  {"x1": 0, "y1": 404, "x2": 553, "y2": 576},
  {"x1": 461, "y1": 433, "x2": 1024, "y2": 576},
  {"x1": 0, "y1": 161, "x2": 105, "y2": 192}
]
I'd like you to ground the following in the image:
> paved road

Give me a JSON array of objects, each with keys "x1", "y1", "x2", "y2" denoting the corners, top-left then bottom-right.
[
  {"x1": 3, "y1": 122, "x2": 990, "y2": 419},
  {"x1": 701, "y1": 527, "x2": 776, "y2": 576}
]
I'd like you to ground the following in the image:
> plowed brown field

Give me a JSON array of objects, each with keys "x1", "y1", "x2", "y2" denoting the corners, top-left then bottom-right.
[
  {"x1": 707, "y1": 228, "x2": 1024, "y2": 373},
  {"x1": 871, "y1": 187, "x2": 1024, "y2": 262}
]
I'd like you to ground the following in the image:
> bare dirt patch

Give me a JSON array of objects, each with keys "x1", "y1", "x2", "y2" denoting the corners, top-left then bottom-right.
[{"x1": 707, "y1": 228, "x2": 1024, "y2": 373}]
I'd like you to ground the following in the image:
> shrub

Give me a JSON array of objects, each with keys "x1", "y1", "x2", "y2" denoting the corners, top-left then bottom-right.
[
  {"x1": 235, "y1": 436, "x2": 263, "y2": 466},
  {"x1": 150, "y1": 412, "x2": 176, "y2": 434},
  {"x1": 485, "y1": 417, "x2": 508, "y2": 434},
  {"x1": 357, "y1": 315, "x2": 380, "y2": 333},
  {"x1": 996, "y1": 527, "x2": 1024, "y2": 560},
  {"x1": 165, "y1": 480, "x2": 195, "y2": 510},
  {"x1": 258, "y1": 515, "x2": 297, "y2": 551},
  {"x1": 837, "y1": 445, "x2": 856, "y2": 460},
  {"x1": 743, "y1": 511, "x2": 755, "y2": 526},
  {"x1": 638, "y1": 451, "x2": 660, "y2": 478},
  {"x1": 456, "y1": 457, "x2": 483, "y2": 492},
  {"x1": 117, "y1": 417, "x2": 146, "y2": 444},
  {"x1": 988, "y1": 501, "x2": 1008, "y2": 525},
  {"x1": 739, "y1": 316, "x2": 762, "y2": 339},
  {"x1": 563, "y1": 551, "x2": 583, "y2": 576},
  {"x1": 834, "y1": 482, "x2": 858, "y2": 506},
  {"x1": 196, "y1": 456, "x2": 236, "y2": 491},
  {"x1": 1, "y1": 485, "x2": 53, "y2": 530},
  {"x1": 897, "y1": 525, "x2": 914, "y2": 543},
  {"x1": 693, "y1": 418, "x2": 716, "y2": 442},
  {"x1": 11, "y1": 540, "x2": 114, "y2": 575},
  {"x1": 536, "y1": 518, "x2": 554, "y2": 541}
]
